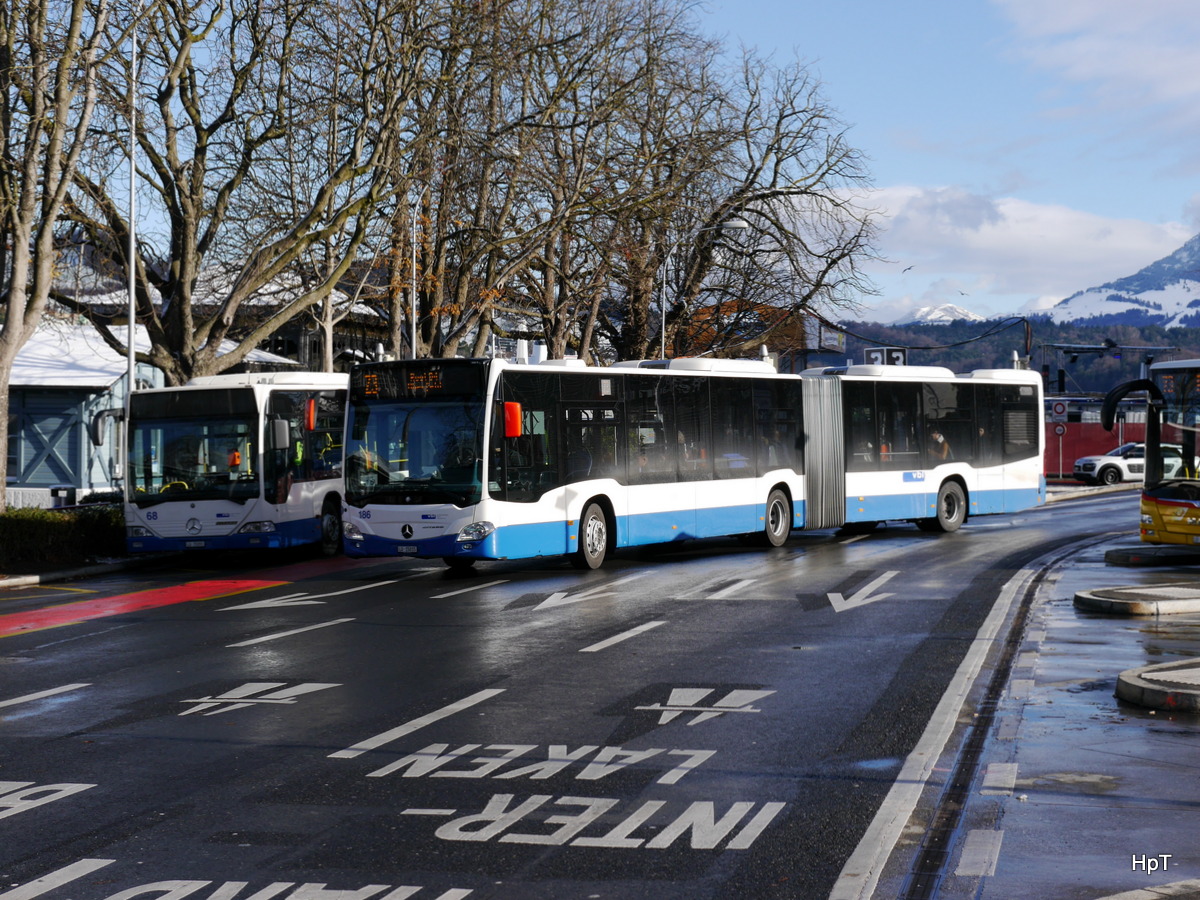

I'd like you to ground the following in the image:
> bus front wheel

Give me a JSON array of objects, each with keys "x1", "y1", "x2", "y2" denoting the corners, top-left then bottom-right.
[
  {"x1": 762, "y1": 489, "x2": 792, "y2": 547},
  {"x1": 318, "y1": 498, "x2": 342, "y2": 557},
  {"x1": 918, "y1": 481, "x2": 966, "y2": 533},
  {"x1": 573, "y1": 502, "x2": 609, "y2": 569}
]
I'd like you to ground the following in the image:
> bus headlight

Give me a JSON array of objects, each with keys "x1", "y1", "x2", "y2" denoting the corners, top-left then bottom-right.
[
  {"x1": 1141, "y1": 515, "x2": 1155, "y2": 525},
  {"x1": 127, "y1": 526, "x2": 152, "y2": 538},
  {"x1": 238, "y1": 521, "x2": 278, "y2": 534},
  {"x1": 457, "y1": 521, "x2": 496, "y2": 542},
  {"x1": 343, "y1": 519, "x2": 364, "y2": 540}
]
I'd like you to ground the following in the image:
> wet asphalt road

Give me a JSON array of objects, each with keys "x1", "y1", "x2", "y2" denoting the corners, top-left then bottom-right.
[{"x1": 0, "y1": 492, "x2": 1156, "y2": 900}]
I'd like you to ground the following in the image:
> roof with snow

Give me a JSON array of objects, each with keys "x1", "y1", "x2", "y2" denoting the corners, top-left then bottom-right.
[{"x1": 11, "y1": 323, "x2": 298, "y2": 389}]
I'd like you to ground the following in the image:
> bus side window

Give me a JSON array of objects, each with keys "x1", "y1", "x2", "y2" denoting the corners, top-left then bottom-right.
[
  {"x1": 710, "y1": 377, "x2": 755, "y2": 479},
  {"x1": 843, "y1": 382, "x2": 877, "y2": 472},
  {"x1": 672, "y1": 376, "x2": 711, "y2": 481},
  {"x1": 627, "y1": 375, "x2": 675, "y2": 483},
  {"x1": 999, "y1": 385, "x2": 1039, "y2": 461},
  {"x1": 974, "y1": 385, "x2": 1004, "y2": 464},
  {"x1": 266, "y1": 391, "x2": 309, "y2": 491},
  {"x1": 497, "y1": 372, "x2": 560, "y2": 501}
]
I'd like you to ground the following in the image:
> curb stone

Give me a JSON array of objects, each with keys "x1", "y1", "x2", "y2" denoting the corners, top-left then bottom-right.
[
  {"x1": 1075, "y1": 583, "x2": 1200, "y2": 616},
  {"x1": 1116, "y1": 659, "x2": 1200, "y2": 713}
]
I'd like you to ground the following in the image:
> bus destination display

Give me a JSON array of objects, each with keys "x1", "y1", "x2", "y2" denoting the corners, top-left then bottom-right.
[{"x1": 352, "y1": 360, "x2": 486, "y2": 400}]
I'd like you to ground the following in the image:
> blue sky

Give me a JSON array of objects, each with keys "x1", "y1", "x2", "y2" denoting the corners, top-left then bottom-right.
[{"x1": 700, "y1": 0, "x2": 1200, "y2": 322}]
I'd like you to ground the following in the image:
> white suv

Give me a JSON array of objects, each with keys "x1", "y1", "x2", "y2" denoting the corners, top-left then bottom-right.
[{"x1": 1073, "y1": 442, "x2": 1185, "y2": 485}]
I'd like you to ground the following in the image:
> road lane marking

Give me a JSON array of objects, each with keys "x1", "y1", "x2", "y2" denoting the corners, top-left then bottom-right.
[
  {"x1": 226, "y1": 617, "x2": 354, "y2": 647},
  {"x1": 0, "y1": 859, "x2": 116, "y2": 900},
  {"x1": 220, "y1": 579, "x2": 402, "y2": 610},
  {"x1": 0, "y1": 580, "x2": 288, "y2": 639},
  {"x1": 432, "y1": 580, "x2": 508, "y2": 599},
  {"x1": 580, "y1": 621, "x2": 665, "y2": 653},
  {"x1": 829, "y1": 562, "x2": 1040, "y2": 900},
  {"x1": 0, "y1": 683, "x2": 90, "y2": 709},
  {"x1": 330, "y1": 688, "x2": 506, "y2": 759},
  {"x1": 708, "y1": 579, "x2": 756, "y2": 600}
]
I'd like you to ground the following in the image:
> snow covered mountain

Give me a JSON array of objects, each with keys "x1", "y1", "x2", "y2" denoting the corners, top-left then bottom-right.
[
  {"x1": 891, "y1": 303, "x2": 988, "y2": 326},
  {"x1": 1047, "y1": 233, "x2": 1200, "y2": 326}
]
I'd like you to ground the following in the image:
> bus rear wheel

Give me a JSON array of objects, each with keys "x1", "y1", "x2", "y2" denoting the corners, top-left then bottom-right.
[
  {"x1": 761, "y1": 489, "x2": 792, "y2": 547},
  {"x1": 572, "y1": 502, "x2": 609, "y2": 569},
  {"x1": 918, "y1": 481, "x2": 966, "y2": 533}
]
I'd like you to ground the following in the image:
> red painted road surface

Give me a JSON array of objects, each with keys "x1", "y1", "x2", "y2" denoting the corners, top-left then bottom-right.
[{"x1": 0, "y1": 579, "x2": 287, "y2": 639}]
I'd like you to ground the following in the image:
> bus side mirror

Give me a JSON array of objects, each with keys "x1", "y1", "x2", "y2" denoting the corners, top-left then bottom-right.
[
  {"x1": 269, "y1": 418, "x2": 291, "y2": 451},
  {"x1": 90, "y1": 407, "x2": 123, "y2": 447},
  {"x1": 504, "y1": 402, "x2": 523, "y2": 438}
]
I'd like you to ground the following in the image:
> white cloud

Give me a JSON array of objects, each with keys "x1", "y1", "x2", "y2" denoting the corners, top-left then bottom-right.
[
  {"x1": 870, "y1": 185, "x2": 1191, "y2": 294},
  {"x1": 993, "y1": 0, "x2": 1200, "y2": 161}
]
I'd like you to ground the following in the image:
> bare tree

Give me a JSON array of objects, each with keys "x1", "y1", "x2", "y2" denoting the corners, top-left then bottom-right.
[
  {"x1": 58, "y1": 0, "x2": 423, "y2": 385},
  {"x1": 0, "y1": 0, "x2": 113, "y2": 510},
  {"x1": 588, "y1": 47, "x2": 876, "y2": 362},
  {"x1": 397, "y1": 0, "x2": 568, "y2": 361},
  {"x1": 668, "y1": 54, "x2": 876, "y2": 359}
]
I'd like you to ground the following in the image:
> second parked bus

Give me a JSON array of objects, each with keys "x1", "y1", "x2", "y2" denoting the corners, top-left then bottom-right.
[{"x1": 110, "y1": 372, "x2": 348, "y2": 554}]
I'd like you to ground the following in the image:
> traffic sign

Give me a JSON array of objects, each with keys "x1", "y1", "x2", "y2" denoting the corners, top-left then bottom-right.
[{"x1": 865, "y1": 347, "x2": 907, "y2": 366}]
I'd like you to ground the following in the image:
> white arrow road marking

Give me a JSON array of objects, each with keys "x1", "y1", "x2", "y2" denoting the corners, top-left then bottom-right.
[
  {"x1": 0, "y1": 684, "x2": 90, "y2": 710},
  {"x1": 828, "y1": 571, "x2": 899, "y2": 613},
  {"x1": 536, "y1": 572, "x2": 652, "y2": 610},
  {"x1": 220, "y1": 579, "x2": 403, "y2": 610}
]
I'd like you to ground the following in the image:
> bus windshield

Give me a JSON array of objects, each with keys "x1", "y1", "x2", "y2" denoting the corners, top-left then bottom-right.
[
  {"x1": 1156, "y1": 366, "x2": 1200, "y2": 486},
  {"x1": 128, "y1": 400, "x2": 260, "y2": 507},
  {"x1": 346, "y1": 398, "x2": 485, "y2": 508}
]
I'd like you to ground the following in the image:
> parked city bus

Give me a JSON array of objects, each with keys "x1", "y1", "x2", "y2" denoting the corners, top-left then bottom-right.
[
  {"x1": 97, "y1": 372, "x2": 348, "y2": 554},
  {"x1": 341, "y1": 357, "x2": 1044, "y2": 569},
  {"x1": 1103, "y1": 360, "x2": 1200, "y2": 545}
]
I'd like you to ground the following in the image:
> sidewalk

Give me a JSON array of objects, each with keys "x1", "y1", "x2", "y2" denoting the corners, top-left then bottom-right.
[{"x1": 922, "y1": 531, "x2": 1200, "y2": 900}]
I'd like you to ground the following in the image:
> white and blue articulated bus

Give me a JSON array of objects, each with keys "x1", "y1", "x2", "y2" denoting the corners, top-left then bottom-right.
[
  {"x1": 115, "y1": 372, "x2": 348, "y2": 554},
  {"x1": 342, "y1": 357, "x2": 1044, "y2": 569}
]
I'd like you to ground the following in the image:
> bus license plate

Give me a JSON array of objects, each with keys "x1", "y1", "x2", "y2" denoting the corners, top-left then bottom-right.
[
  {"x1": 398, "y1": 545, "x2": 418, "y2": 554},
  {"x1": 185, "y1": 540, "x2": 205, "y2": 548}
]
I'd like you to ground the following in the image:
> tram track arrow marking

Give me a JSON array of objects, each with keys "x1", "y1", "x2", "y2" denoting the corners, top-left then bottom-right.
[
  {"x1": 536, "y1": 571, "x2": 651, "y2": 610},
  {"x1": 828, "y1": 571, "x2": 899, "y2": 613},
  {"x1": 220, "y1": 579, "x2": 401, "y2": 610}
]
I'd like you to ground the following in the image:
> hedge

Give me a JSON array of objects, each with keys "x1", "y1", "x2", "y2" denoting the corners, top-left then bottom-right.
[{"x1": 0, "y1": 504, "x2": 125, "y2": 572}]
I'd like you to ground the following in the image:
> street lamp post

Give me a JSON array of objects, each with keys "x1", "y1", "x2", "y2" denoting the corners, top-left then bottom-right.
[
  {"x1": 410, "y1": 201, "x2": 418, "y2": 359},
  {"x1": 658, "y1": 218, "x2": 749, "y2": 360},
  {"x1": 126, "y1": 5, "x2": 140, "y2": 395}
]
